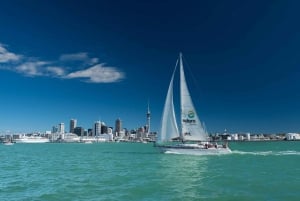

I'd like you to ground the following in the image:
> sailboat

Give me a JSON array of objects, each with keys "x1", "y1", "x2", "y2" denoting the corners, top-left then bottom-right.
[{"x1": 155, "y1": 53, "x2": 231, "y2": 155}]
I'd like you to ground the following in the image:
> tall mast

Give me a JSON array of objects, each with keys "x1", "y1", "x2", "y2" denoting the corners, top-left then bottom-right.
[{"x1": 179, "y1": 52, "x2": 183, "y2": 138}]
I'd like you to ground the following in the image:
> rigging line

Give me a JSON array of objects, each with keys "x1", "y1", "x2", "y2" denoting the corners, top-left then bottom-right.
[
  {"x1": 181, "y1": 54, "x2": 207, "y2": 132},
  {"x1": 181, "y1": 54, "x2": 204, "y2": 105},
  {"x1": 173, "y1": 57, "x2": 179, "y2": 76}
]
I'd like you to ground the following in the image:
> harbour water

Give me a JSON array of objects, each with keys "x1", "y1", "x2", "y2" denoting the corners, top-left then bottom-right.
[{"x1": 1, "y1": 141, "x2": 299, "y2": 201}]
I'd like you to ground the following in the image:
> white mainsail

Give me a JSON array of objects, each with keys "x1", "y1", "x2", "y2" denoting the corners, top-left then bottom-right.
[
  {"x1": 179, "y1": 53, "x2": 207, "y2": 141},
  {"x1": 158, "y1": 53, "x2": 207, "y2": 144},
  {"x1": 158, "y1": 59, "x2": 180, "y2": 143}
]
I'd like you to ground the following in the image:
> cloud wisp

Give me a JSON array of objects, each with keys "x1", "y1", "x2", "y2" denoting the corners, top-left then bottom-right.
[
  {"x1": 66, "y1": 64, "x2": 125, "y2": 83},
  {"x1": 16, "y1": 61, "x2": 49, "y2": 76},
  {"x1": 0, "y1": 43, "x2": 125, "y2": 83},
  {"x1": 59, "y1": 52, "x2": 99, "y2": 65},
  {"x1": 0, "y1": 43, "x2": 22, "y2": 63}
]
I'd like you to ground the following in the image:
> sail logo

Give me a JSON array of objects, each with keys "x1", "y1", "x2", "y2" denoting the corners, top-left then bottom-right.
[
  {"x1": 183, "y1": 119, "x2": 196, "y2": 124},
  {"x1": 188, "y1": 111, "x2": 195, "y2": 119}
]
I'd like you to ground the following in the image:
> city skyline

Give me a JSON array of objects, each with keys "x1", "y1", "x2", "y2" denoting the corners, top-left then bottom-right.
[{"x1": 1, "y1": 1, "x2": 300, "y2": 134}]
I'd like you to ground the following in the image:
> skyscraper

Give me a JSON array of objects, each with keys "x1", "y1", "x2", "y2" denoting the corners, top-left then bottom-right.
[
  {"x1": 74, "y1": 126, "x2": 84, "y2": 137},
  {"x1": 70, "y1": 119, "x2": 77, "y2": 133},
  {"x1": 115, "y1": 118, "x2": 122, "y2": 136},
  {"x1": 94, "y1": 121, "x2": 101, "y2": 137},
  {"x1": 58, "y1": 123, "x2": 65, "y2": 134},
  {"x1": 101, "y1": 122, "x2": 108, "y2": 134}
]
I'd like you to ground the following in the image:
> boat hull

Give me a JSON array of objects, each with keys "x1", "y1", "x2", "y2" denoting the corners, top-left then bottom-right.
[
  {"x1": 156, "y1": 144, "x2": 232, "y2": 155},
  {"x1": 3, "y1": 142, "x2": 14, "y2": 145}
]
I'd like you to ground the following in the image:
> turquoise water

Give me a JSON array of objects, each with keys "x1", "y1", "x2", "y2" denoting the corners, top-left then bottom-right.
[{"x1": 1, "y1": 141, "x2": 299, "y2": 201}]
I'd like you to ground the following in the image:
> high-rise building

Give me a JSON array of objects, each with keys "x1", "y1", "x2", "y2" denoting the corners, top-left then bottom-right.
[
  {"x1": 70, "y1": 119, "x2": 77, "y2": 133},
  {"x1": 58, "y1": 123, "x2": 65, "y2": 134},
  {"x1": 115, "y1": 118, "x2": 122, "y2": 136},
  {"x1": 74, "y1": 126, "x2": 84, "y2": 137},
  {"x1": 52, "y1": 126, "x2": 58, "y2": 134},
  {"x1": 87, "y1": 129, "x2": 93, "y2": 137},
  {"x1": 94, "y1": 121, "x2": 101, "y2": 137},
  {"x1": 101, "y1": 122, "x2": 108, "y2": 134}
]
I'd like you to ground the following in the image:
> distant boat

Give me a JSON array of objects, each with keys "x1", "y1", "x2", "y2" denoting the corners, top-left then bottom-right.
[
  {"x1": 3, "y1": 140, "x2": 14, "y2": 146},
  {"x1": 2, "y1": 136, "x2": 14, "y2": 145},
  {"x1": 155, "y1": 53, "x2": 231, "y2": 155},
  {"x1": 15, "y1": 134, "x2": 50, "y2": 143}
]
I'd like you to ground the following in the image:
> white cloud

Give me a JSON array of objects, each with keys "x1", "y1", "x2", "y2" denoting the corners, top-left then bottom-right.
[
  {"x1": 60, "y1": 52, "x2": 88, "y2": 61},
  {"x1": 46, "y1": 66, "x2": 65, "y2": 76},
  {"x1": 0, "y1": 44, "x2": 22, "y2": 63},
  {"x1": 0, "y1": 42, "x2": 124, "y2": 83},
  {"x1": 90, "y1": 57, "x2": 99, "y2": 65},
  {"x1": 66, "y1": 64, "x2": 125, "y2": 83},
  {"x1": 16, "y1": 61, "x2": 49, "y2": 76},
  {"x1": 60, "y1": 52, "x2": 99, "y2": 65},
  {"x1": 15, "y1": 61, "x2": 66, "y2": 77}
]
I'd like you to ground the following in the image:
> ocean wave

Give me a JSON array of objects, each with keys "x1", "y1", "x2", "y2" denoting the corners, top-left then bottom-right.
[{"x1": 232, "y1": 150, "x2": 300, "y2": 156}]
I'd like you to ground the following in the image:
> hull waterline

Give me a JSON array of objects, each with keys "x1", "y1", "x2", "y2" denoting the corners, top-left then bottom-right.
[{"x1": 156, "y1": 144, "x2": 232, "y2": 155}]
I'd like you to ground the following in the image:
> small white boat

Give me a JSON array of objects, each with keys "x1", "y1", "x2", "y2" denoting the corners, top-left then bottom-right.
[
  {"x1": 3, "y1": 141, "x2": 14, "y2": 146},
  {"x1": 156, "y1": 53, "x2": 231, "y2": 155}
]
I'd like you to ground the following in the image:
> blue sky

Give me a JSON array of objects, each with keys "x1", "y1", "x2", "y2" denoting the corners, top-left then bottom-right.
[{"x1": 1, "y1": 0, "x2": 300, "y2": 134}]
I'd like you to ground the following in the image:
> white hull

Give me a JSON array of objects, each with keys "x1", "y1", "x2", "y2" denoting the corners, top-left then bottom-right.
[
  {"x1": 15, "y1": 138, "x2": 50, "y2": 143},
  {"x1": 157, "y1": 144, "x2": 232, "y2": 155},
  {"x1": 3, "y1": 142, "x2": 14, "y2": 145}
]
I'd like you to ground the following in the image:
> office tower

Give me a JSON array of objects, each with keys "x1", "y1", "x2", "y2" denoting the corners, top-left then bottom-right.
[
  {"x1": 70, "y1": 119, "x2": 77, "y2": 133},
  {"x1": 58, "y1": 123, "x2": 65, "y2": 134},
  {"x1": 101, "y1": 122, "x2": 108, "y2": 134},
  {"x1": 74, "y1": 126, "x2": 84, "y2": 137},
  {"x1": 87, "y1": 129, "x2": 93, "y2": 137},
  {"x1": 115, "y1": 118, "x2": 122, "y2": 136},
  {"x1": 94, "y1": 121, "x2": 101, "y2": 137}
]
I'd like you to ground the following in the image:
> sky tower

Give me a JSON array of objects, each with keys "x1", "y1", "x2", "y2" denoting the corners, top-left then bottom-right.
[{"x1": 146, "y1": 102, "x2": 151, "y2": 136}]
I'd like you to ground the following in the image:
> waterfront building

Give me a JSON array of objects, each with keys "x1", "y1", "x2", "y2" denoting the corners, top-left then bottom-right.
[
  {"x1": 83, "y1": 130, "x2": 88, "y2": 136},
  {"x1": 101, "y1": 122, "x2": 108, "y2": 134},
  {"x1": 63, "y1": 133, "x2": 80, "y2": 143},
  {"x1": 94, "y1": 121, "x2": 101, "y2": 137},
  {"x1": 58, "y1": 123, "x2": 65, "y2": 134},
  {"x1": 107, "y1": 127, "x2": 113, "y2": 135},
  {"x1": 70, "y1": 119, "x2": 77, "y2": 133},
  {"x1": 87, "y1": 129, "x2": 93, "y2": 137},
  {"x1": 285, "y1": 133, "x2": 300, "y2": 140},
  {"x1": 115, "y1": 118, "x2": 122, "y2": 136},
  {"x1": 74, "y1": 126, "x2": 84, "y2": 137},
  {"x1": 246, "y1": 133, "x2": 251, "y2": 141},
  {"x1": 52, "y1": 126, "x2": 58, "y2": 134}
]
